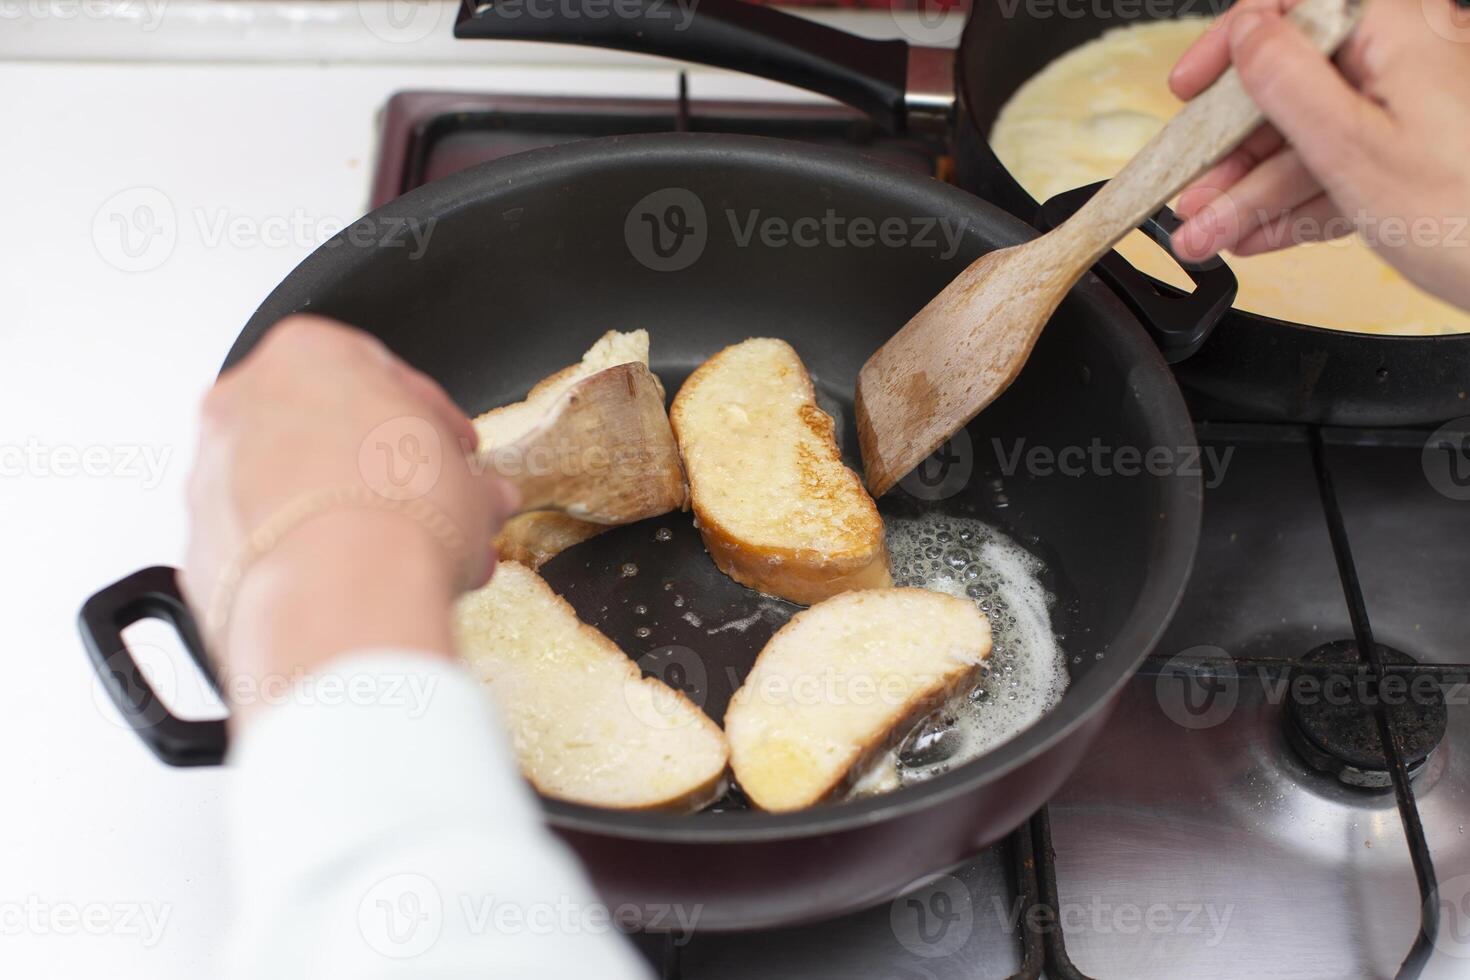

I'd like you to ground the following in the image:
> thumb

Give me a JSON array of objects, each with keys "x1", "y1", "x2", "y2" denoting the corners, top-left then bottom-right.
[
  {"x1": 464, "y1": 472, "x2": 518, "y2": 590},
  {"x1": 1228, "y1": 9, "x2": 1389, "y2": 199},
  {"x1": 484, "y1": 473, "x2": 522, "y2": 530}
]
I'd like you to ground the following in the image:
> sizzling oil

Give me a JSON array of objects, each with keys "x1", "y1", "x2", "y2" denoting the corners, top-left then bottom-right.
[{"x1": 853, "y1": 514, "x2": 1070, "y2": 793}]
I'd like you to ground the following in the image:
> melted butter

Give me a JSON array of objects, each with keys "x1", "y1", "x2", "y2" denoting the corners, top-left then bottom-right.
[{"x1": 850, "y1": 515, "x2": 1070, "y2": 794}]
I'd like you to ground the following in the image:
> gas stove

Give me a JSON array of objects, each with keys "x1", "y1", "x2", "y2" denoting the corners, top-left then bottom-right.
[{"x1": 373, "y1": 86, "x2": 1470, "y2": 979}]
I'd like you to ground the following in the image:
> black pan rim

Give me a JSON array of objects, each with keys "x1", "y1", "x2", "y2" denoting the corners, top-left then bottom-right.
[
  {"x1": 1192, "y1": 309, "x2": 1470, "y2": 341},
  {"x1": 237, "y1": 131, "x2": 1203, "y2": 844}
]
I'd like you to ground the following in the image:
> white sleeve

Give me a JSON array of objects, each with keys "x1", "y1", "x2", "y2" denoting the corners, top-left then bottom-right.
[{"x1": 223, "y1": 650, "x2": 655, "y2": 980}]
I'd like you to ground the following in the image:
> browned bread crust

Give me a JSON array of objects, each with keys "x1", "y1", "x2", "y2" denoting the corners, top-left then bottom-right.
[{"x1": 671, "y1": 338, "x2": 890, "y2": 605}]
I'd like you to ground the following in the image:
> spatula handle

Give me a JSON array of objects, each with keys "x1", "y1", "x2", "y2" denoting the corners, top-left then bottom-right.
[
  {"x1": 482, "y1": 460, "x2": 564, "y2": 516},
  {"x1": 476, "y1": 362, "x2": 687, "y2": 525},
  {"x1": 1054, "y1": 0, "x2": 1362, "y2": 268}
]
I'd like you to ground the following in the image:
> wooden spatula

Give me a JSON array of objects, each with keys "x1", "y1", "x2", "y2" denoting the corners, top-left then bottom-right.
[
  {"x1": 856, "y1": 0, "x2": 1362, "y2": 498},
  {"x1": 479, "y1": 362, "x2": 687, "y2": 524}
]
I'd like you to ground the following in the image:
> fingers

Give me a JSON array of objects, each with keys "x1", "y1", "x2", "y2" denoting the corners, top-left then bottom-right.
[
  {"x1": 477, "y1": 472, "x2": 521, "y2": 531},
  {"x1": 1168, "y1": 23, "x2": 1228, "y2": 100},
  {"x1": 259, "y1": 314, "x2": 478, "y2": 454},
  {"x1": 389, "y1": 360, "x2": 479, "y2": 453},
  {"x1": 466, "y1": 477, "x2": 520, "y2": 590},
  {"x1": 1174, "y1": 146, "x2": 1324, "y2": 260},
  {"x1": 1231, "y1": 193, "x2": 1354, "y2": 256},
  {"x1": 473, "y1": 548, "x2": 500, "y2": 590},
  {"x1": 258, "y1": 313, "x2": 374, "y2": 361},
  {"x1": 494, "y1": 478, "x2": 521, "y2": 517},
  {"x1": 1171, "y1": 4, "x2": 1391, "y2": 261},
  {"x1": 1175, "y1": 124, "x2": 1285, "y2": 218},
  {"x1": 1169, "y1": 0, "x2": 1291, "y2": 99},
  {"x1": 1226, "y1": 6, "x2": 1391, "y2": 197}
]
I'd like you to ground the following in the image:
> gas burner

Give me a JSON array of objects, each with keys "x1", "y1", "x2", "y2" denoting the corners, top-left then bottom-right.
[{"x1": 1285, "y1": 641, "x2": 1447, "y2": 789}]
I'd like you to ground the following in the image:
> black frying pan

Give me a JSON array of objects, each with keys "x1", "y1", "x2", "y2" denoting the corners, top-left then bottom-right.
[
  {"x1": 457, "y1": 0, "x2": 1470, "y2": 426},
  {"x1": 79, "y1": 135, "x2": 1199, "y2": 929}
]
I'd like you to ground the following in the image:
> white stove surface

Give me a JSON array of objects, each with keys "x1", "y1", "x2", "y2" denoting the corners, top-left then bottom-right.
[{"x1": 0, "y1": 8, "x2": 856, "y2": 976}]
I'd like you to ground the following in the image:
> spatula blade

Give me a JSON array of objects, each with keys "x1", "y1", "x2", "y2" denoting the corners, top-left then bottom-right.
[
  {"x1": 858, "y1": 0, "x2": 1361, "y2": 500},
  {"x1": 485, "y1": 362, "x2": 687, "y2": 524},
  {"x1": 856, "y1": 245, "x2": 1064, "y2": 499}
]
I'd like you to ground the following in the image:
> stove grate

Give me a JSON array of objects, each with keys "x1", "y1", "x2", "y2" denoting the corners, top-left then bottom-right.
[
  {"x1": 647, "y1": 443, "x2": 1470, "y2": 980},
  {"x1": 373, "y1": 89, "x2": 1468, "y2": 974},
  {"x1": 972, "y1": 427, "x2": 1468, "y2": 980},
  {"x1": 1307, "y1": 427, "x2": 1441, "y2": 978}
]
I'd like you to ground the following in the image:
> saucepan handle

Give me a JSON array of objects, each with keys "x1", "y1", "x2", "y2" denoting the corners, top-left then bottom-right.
[
  {"x1": 453, "y1": 0, "x2": 940, "y2": 134},
  {"x1": 78, "y1": 565, "x2": 228, "y2": 767},
  {"x1": 1039, "y1": 181, "x2": 1239, "y2": 364}
]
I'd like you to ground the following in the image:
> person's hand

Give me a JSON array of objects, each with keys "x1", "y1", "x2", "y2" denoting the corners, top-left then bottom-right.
[
  {"x1": 181, "y1": 315, "x2": 518, "y2": 725},
  {"x1": 1167, "y1": 0, "x2": 1470, "y2": 311}
]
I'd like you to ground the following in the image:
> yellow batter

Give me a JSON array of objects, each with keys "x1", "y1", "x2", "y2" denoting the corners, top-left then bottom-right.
[{"x1": 989, "y1": 18, "x2": 1470, "y2": 335}]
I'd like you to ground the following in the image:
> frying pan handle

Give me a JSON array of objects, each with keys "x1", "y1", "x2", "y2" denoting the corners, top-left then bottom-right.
[
  {"x1": 453, "y1": 0, "x2": 946, "y2": 135},
  {"x1": 1038, "y1": 182, "x2": 1238, "y2": 364},
  {"x1": 78, "y1": 565, "x2": 229, "y2": 767}
]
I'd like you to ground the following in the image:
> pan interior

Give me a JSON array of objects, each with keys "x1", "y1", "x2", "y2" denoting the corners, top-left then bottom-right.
[
  {"x1": 237, "y1": 134, "x2": 1199, "y2": 832},
  {"x1": 538, "y1": 368, "x2": 1082, "y2": 742}
]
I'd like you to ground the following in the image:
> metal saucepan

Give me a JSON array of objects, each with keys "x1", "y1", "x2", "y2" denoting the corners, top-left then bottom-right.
[
  {"x1": 457, "y1": 0, "x2": 1470, "y2": 425},
  {"x1": 80, "y1": 135, "x2": 1199, "y2": 929}
]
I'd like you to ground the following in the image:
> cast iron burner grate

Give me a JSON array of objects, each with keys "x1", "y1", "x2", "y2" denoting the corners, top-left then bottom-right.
[{"x1": 1286, "y1": 641, "x2": 1448, "y2": 788}]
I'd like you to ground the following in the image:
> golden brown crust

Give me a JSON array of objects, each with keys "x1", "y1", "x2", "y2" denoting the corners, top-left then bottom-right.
[
  {"x1": 694, "y1": 516, "x2": 891, "y2": 607},
  {"x1": 672, "y1": 339, "x2": 891, "y2": 606},
  {"x1": 493, "y1": 514, "x2": 609, "y2": 570}
]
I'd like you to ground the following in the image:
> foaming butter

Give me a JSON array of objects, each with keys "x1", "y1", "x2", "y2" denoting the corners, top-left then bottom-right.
[{"x1": 850, "y1": 515, "x2": 1070, "y2": 795}]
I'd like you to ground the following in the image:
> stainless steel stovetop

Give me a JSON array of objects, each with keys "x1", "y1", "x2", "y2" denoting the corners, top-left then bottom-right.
[{"x1": 373, "y1": 90, "x2": 1470, "y2": 979}]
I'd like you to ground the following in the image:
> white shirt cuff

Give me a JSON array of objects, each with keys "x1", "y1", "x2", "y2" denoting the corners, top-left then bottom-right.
[{"x1": 224, "y1": 650, "x2": 653, "y2": 980}]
